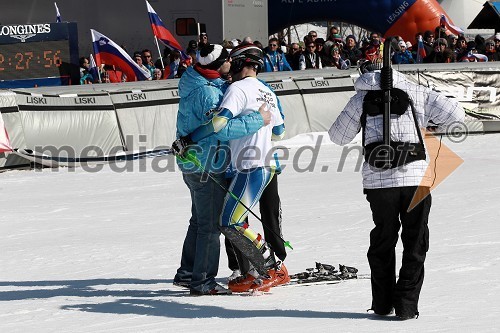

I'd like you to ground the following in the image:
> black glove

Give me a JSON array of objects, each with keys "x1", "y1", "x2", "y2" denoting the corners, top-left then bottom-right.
[{"x1": 171, "y1": 135, "x2": 193, "y2": 157}]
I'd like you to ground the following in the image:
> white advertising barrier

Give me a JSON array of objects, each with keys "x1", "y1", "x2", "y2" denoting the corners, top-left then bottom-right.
[
  {"x1": 0, "y1": 91, "x2": 25, "y2": 150},
  {"x1": 294, "y1": 75, "x2": 356, "y2": 132},
  {"x1": 14, "y1": 90, "x2": 123, "y2": 157},
  {"x1": 266, "y1": 78, "x2": 310, "y2": 139},
  {"x1": 2, "y1": 62, "x2": 500, "y2": 170},
  {"x1": 0, "y1": 91, "x2": 28, "y2": 167},
  {"x1": 110, "y1": 86, "x2": 178, "y2": 151},
  {"x1": 403, "y1": 70, "x2": 500, "y2": 114}
]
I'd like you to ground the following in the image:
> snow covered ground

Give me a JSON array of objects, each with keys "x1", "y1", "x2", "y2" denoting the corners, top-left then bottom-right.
[{"x1": 1, "y1": 132, "x2": 499, "y2": 332}]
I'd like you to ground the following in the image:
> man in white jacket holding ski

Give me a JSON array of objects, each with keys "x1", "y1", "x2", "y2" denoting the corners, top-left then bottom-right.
[{"x1": 329, "y1": 61, "x2": 464, "y2": 320}]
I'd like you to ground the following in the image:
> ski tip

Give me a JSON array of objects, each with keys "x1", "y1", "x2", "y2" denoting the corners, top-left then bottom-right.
[{"x1": 284, "y1": 241, "x2": 293, "y2": 250}]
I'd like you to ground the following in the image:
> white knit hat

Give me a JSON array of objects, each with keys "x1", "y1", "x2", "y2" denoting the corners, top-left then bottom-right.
[{"x1": 198, "y1": 44, "x2": 229, "y2": 68}]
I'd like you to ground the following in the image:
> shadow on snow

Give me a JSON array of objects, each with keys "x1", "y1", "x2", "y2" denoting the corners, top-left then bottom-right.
[{"x1": 0, "y1": 277, "x2": 389, "y2": 320}]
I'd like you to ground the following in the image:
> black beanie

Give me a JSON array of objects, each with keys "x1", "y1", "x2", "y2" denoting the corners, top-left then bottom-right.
[{"x1": 198, "y1": 44, "x2": 229, "y2": 70}]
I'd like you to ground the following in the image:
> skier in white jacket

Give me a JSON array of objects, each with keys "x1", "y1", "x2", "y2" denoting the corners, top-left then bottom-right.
[{"x1": 329, "y1": 65, "x2": 464, "y2": 320}]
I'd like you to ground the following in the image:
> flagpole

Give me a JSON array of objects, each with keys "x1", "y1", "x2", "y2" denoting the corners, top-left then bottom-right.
[
  {"x1": 54, "y1": 2, "x2": 61, "y2": 23},
  {"x1": 154, "y1": 36, "x2": 165, "y2": 71}
]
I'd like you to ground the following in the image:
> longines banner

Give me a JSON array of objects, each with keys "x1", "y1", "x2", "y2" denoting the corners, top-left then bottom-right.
[{"x1": 0, "y1": 23, "x2": 72, "y2": 44}]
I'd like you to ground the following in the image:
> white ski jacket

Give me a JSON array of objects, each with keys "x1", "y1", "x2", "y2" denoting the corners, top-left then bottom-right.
[{"x1": 329, "y1": 70, "x2": 465, "y2": 189}]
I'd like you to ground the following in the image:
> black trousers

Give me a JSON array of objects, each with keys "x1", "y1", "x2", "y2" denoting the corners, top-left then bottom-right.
[
  {"x1": 225, "y1": 174, "x2": 286, "y2": 273},
  {"x1": 364, "y1": 186, "x2": 431, "y2": 317}
]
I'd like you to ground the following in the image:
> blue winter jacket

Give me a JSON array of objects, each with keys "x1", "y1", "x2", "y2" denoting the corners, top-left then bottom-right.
[
  {"x1": 263, "y1": 48, "x2": 293, "y2": 72},
  {"x1": 392, "y1": 50, "x2": 415, "y2": 64},
  {"x1": 176, "y1": 66, "x2": 264, "y2": 173}
]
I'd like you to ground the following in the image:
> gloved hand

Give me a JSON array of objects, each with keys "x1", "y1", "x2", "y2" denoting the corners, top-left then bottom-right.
[{"x1": 171, "y1": 135, "x2": 193, "y2": 157}]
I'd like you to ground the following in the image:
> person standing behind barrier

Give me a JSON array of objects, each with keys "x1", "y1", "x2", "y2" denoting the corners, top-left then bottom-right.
[
  {"x1": 152, "y1": 68, "x2": 162, "y2": 80},
  {"x1": 392, "y1": 41, "x2": 415, "y2": 64},
  {"x1": 327, "y1": 25, "x2": 340, "y2": 42},
  {"x1": 484, "y1": 40, "x2": 500, "y2": 61},
  {"x1": 155, "y1": 47, "x2": 171, "y2": 77},
  {"x1": 494, "y1": 33, "x2": 500, "y2": 53},
  {"x1": 141, "y1": 49, "x2": 156, "y2": 78},
  {"x1": 342, "y1": 35, "x2": 362, "y2": 66},
  {"x1": 314, "y1": 38, "x2": 332, "y2": 67},
  {"x1": 79, "y1": 57, "x2": 93, "y2": 84},
  {"x1": 424, "y1": 38, "x2": 454, "y2": 63},
  {"x1": 286, "y1": 43, "x2": 301, "y2": 70},
  {"x1": 422, "y1": 30, "x2": 435, "y2": 56},
  {"x1": 331, "y1": 46, "x2": 350, "y2": 70},
  {"x1": 199, "y1": 32, "x2": 209, "y2": 49},
  {"x1": 167, "y1": 51, "x2": 182, "y2": 79},
  {"x1": 307, "y1": 30, "x2": 318, "y2": 43},
  {"x1": 328, "y1": 58, "x2": 464, "y2": 320},
  {"x1": 263, "y1": 37, "x2": 293, "y2": 72},
  {"x1": 171, "y1": 44, "x2": 270, "y2": 296},
  {"x1": 299, "y1": 38, "x2": 322, "y2": 70},
  {"x1": 133, "y1": 53, "x2": 151, "y2": 81}
]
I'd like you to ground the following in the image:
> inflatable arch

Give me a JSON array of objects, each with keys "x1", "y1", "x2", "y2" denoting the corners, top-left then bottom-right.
[{"x1": 269, "y1": 0, "x2": 454, "y2": 43}]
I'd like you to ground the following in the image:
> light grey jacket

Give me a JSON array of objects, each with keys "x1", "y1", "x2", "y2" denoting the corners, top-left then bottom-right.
[{"x1": 329, "y1": 70, "x2": 465, "y2": 189}]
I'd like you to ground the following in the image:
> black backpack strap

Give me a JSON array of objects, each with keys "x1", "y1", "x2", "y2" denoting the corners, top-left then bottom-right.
[{"x1": 408, "y1": 98, "x2": 425, "y2": 150}]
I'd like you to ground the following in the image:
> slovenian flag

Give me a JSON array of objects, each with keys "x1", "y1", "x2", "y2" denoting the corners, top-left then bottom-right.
[
  {"x1": 466, "y1": 52, "x2": 488, "y2": 62},
  {"x1": 416, "y1": 35, "x2": 426, "y2": 64},
  {"x1": 145, "y1": 1, "x2": 185, "y2": 56},
  {"x1": 91, "y1": 29, "x2": 151, "y2": 81},
  {"x1": 54, "y1": 2, "x2": 61, "y2": 23},
  {"x1": 440, "y1": 14, "x2": 464, "y2": 36}
]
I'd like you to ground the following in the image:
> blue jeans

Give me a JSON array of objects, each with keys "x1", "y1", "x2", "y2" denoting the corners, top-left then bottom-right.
[{"x1": 174, "y1": 172, "x2": 226, "y2": 292}]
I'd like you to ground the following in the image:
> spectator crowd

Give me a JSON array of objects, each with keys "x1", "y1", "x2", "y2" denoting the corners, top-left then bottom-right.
[{"x1": 79, "y1": 24, "x2": 500, "y2": 84}]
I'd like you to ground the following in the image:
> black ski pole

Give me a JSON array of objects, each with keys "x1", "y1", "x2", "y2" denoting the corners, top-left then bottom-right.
[
  {"x1": 380, "y1": 36, "x2": 400, "y2": 168},
  {"x1": 179, "y1": 151, "x2": 293, "y2": 250}
]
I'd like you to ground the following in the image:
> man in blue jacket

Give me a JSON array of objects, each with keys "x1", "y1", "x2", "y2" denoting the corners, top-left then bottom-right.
[
  {"x1": 263, "y1": 38, "x2": 293, "y2": 72},
  {"x1": 172, "y1": 44, "x2": 270, "y2": 295}
]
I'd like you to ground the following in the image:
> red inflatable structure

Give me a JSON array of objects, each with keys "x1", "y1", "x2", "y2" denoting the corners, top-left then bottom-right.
[{"x1": 269, "y1": 0, "x2": 459, "y2": 43}]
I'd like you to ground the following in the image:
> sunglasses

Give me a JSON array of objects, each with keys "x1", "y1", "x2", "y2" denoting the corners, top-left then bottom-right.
[
  {"x1": 143, "y1": 55, "x2": 152, "y2": 58},
  {"x1": 307, "y1": 45, "x2": 316, "y2": 48},
  {"x1": 309, "y1": 34, "x2": 317, "y2": 37},
  {"x1": 269, "y1": 44, "x2": 277, "y2": 47}
]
